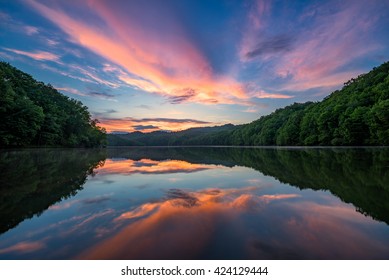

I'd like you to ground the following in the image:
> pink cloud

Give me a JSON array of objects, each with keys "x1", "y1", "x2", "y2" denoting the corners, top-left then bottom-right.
[
  {"x1": 274, "y1": 1, "x2": 381, "y2": 92},
  {"x1": 241, "y1": 0, "x2": 382, "y2": 95},
  {"x1": 96, "y1": 159, "x2": 218, "y2": 175},
  {"x1": 26, "y1": 0, "x2": 250, "y2": 106},
  {"x1": 240, "y1": 0, "x2": 271, "y2": 61},
  {"x1": 3, "y1": 47, "x2": 61, "y2": 63},
  {"x1": 97, "y1": 116, "x2": 217, "y2": 133},
  {"x1": 68, "y1": 64, "x2": 120, "y2": 88},
  {"x1": 77, "y1": 187, "x2": 302, "y2": 259},
  {"x1": 0, "y1": 241, "x2": 45, "y2": 254},
  {"x1": 253, "y1": 90, "x2": 294, "y2": 99},
  {"x1": 24, "y1": 25, "x2": 39, "y2": 35}
]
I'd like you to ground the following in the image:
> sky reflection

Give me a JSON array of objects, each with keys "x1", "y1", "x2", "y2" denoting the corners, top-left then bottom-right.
[
  {"x1": 96, "y1": 158, "x2": 218, "y2": 175},
  {"x1": 1, "y1": 148, "x2": 389, "y2": 259},
  {"x1": 78, "y1": 186, "x2": 389, "y2": 259}
]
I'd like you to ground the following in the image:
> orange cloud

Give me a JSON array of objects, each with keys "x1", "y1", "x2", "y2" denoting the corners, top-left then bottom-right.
[
  {"x1": 78, "y1": 186, "x2": 389, "y2": 259},
  {"x1": 25, "y1": 0, "x2": 283, "y2": 106},
  {"x1": 98, "y1": 117, "x2": 216, "y2": 133},
  {"x1": 77, "y1": 187, "x2": 300, "y2": 259}
]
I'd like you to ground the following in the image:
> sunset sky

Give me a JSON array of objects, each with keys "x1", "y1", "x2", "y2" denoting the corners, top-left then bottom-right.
[{"x1": 1, "y1": 0, "x2": 389, "y2": 132}]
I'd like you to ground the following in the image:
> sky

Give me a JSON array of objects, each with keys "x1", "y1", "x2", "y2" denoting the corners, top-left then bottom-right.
[{"x1": 1, "y1": 0, "x2": 389, "y2": 133}]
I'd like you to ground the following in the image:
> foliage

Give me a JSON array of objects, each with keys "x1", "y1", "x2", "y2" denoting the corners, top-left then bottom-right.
[{"x1": 0, "y1": 62, "x2": 106, "y2": 147}]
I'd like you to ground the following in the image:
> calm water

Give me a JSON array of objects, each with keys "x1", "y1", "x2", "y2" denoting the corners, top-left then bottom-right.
[{"x1": 1, "y1": 147, "x2": 389, "y2": 259}]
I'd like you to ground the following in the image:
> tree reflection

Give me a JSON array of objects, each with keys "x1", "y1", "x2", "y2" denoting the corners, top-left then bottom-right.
[
  {"x1": 0, "y1": 149, "x2": 106, "y2": 234},
  {"x1": 1, "y1": 146, "x2": 388, "y2": 239}
]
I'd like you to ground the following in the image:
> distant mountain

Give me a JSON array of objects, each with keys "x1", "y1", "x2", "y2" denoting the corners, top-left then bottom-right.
[
  {"x1": 108, "y1": 61, "x2": 389, "y2": 146},
  {"x1": 0, "y1": 62, "x2": 106, "y2": 147},
  {"x1": 107, "y1": 123, "x2": 236, "y2": 146}
]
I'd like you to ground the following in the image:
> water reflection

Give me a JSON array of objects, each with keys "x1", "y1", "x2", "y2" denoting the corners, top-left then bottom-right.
[
  {"x1": 97, "y1": 158, "x2": 216, "y2": 175},
  {"x1": 0, "y1": 147, "x2": 388, "y2": 259},
  {"x1": 79, "y1": 187, "x2": 388, "y2": 259},
  {"x1": 106, "y1": 147, "x2": 389, "y2": 224},
  {"x1": 0, "y1": 149, "x2": 106, "y2": 234}
]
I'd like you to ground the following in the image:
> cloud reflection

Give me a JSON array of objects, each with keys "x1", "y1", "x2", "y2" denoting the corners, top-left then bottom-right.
[
  {"x1": 96, "y1": 159, "x2": 218, "y2": 175},
  {"x1": 78, "y1": 188, "x2": 300, "y2": 259},
  {"x1": 0, "y1": 241, "x2": 45, "y2": 254}
]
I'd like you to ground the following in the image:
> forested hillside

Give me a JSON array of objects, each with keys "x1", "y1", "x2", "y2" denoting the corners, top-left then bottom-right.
[
  {"x1": 108, "y1": 61, "x2": 389, "y2": 146},
  {"x1": 108, "y1": 124, "x2": 236, "y2": 146},
  {"x1": 0, "y1": 62, "x2": 106, "y2": 147},
  {"x1": 230, "y1": 61, "x2": 389, "y2": 146}
]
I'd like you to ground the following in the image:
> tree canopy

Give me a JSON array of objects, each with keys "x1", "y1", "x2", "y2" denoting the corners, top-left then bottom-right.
[{"x1": 0, "y1": 62, "x2": 106, "y2": 147}]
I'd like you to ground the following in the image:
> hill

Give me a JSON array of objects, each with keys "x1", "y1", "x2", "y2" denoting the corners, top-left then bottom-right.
[
  {"x1": 108, "y1": 61, "x2": 389, "y2": 146},
  {"x1": 230, "y1": 62, "x2": 389, "y2": 146},
  {"x1": 0, "y1": 62, "x2": 106, "y2": 147},
  {"x1": 108, "y1": 123, "x2": 236, "y2": 146}
]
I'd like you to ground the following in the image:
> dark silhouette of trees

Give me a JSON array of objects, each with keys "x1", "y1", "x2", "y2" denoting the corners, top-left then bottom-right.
[{"x1": 0, "y1": 62, "x2": 106, "y2": 147}]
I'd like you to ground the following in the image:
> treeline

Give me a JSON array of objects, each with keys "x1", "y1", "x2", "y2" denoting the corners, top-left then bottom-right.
[
  {"x1": 108, "y1": 124, "x2": 236, "y2": 146},
  {"x1": 0, "y1": 62, "x2": 106, "y2": 147},
  {"x1": 109, "y1": 61, "x2": 389, "y2": 146}
]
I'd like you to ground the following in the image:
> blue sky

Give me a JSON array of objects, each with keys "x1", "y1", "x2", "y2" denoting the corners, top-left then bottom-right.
[{"x1": 1, "y1": 0, "x2": 389, "y2": 132}]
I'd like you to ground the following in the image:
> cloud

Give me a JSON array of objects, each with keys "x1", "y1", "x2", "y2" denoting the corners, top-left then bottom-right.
[
  {"x1": 88, "y1": 91, "x2": 115, "y2": 99},
  {"x1": 39, "y1": 63, "x2": 95, "y2": 83},
  {"x1": 0, "y1": 11, "x2": 39, "y2": 36},
  {"x1": 81, "y1": 195, "x2": 111, "y2": 205},
  {"x1": 239, "y1": 0, "x2": 272, "y2": 61},
  {"x1": 253, "y1": 91, "x2": 294, "y2": 99},
  {"x1": 68, "y1": 65, "x2": 120, "y2": 88},
  {"x1": 0, "y1": 241, "x2": 45, "y2": 254},
  {"x1": 98, "y1": 117, "x2": 214, "y2": 133},
  {"x1": 136, "y1": 105, "x2": 152, "y2": 110},
  {"x1": 248, "y1": 0, "x2": 271, "y2": 30},
  {"x1": 24, "y1": 25, "x2": 39, "y2": 35},
  {"x1": 46, "y1": 38, "x2": 59, "y2": 46},
  {"x1": 0, "y1": 51, "x2": 14, "y2": 60},
  {"x1": 243, "y1": 108, "x2": 258, "y2": 113},
  {"x1": 0, "y1": 11, "x2": 10, "y2": 21},
  {"x1": 132, "y1": 125, "x2": 160, "y2": 131},
  {"x1": 91, "y1": 109, "x2": 118, "y2": 119},
  {"x1": 245, "y1": 34, "x2": 294, "y2": 59},
  {"x1": 56, "y1": 87, "x2": 118, "y2": 101},
  {"x1": 25, "y1": 0, "x2": 251, "y2": 106},
  {"x1": 78, "y1": 187, "x2": 302, "y2": 259},
  {"x1": 97, "y1": 159, "x2": 217, "y2": 175},
  {"x1": 3, "y1": 47, "x2": 61, "y2": 63},
  {"x1": 132, "y1": 118, "x2": 211, "y2": 124},
  {"x1": 239, "y1": 0, "x2": 385, "y2": 97},
  {"x1": 244, "y1": 84, "x2": 294, "y2": 99},
  {"x1": 168, "y1": 88, "x2": 197, "y2": 104}
]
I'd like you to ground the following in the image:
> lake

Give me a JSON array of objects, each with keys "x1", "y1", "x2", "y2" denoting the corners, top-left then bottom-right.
[{"x1": 0, "y1": 147, "x2": 389, "y2": 259}]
